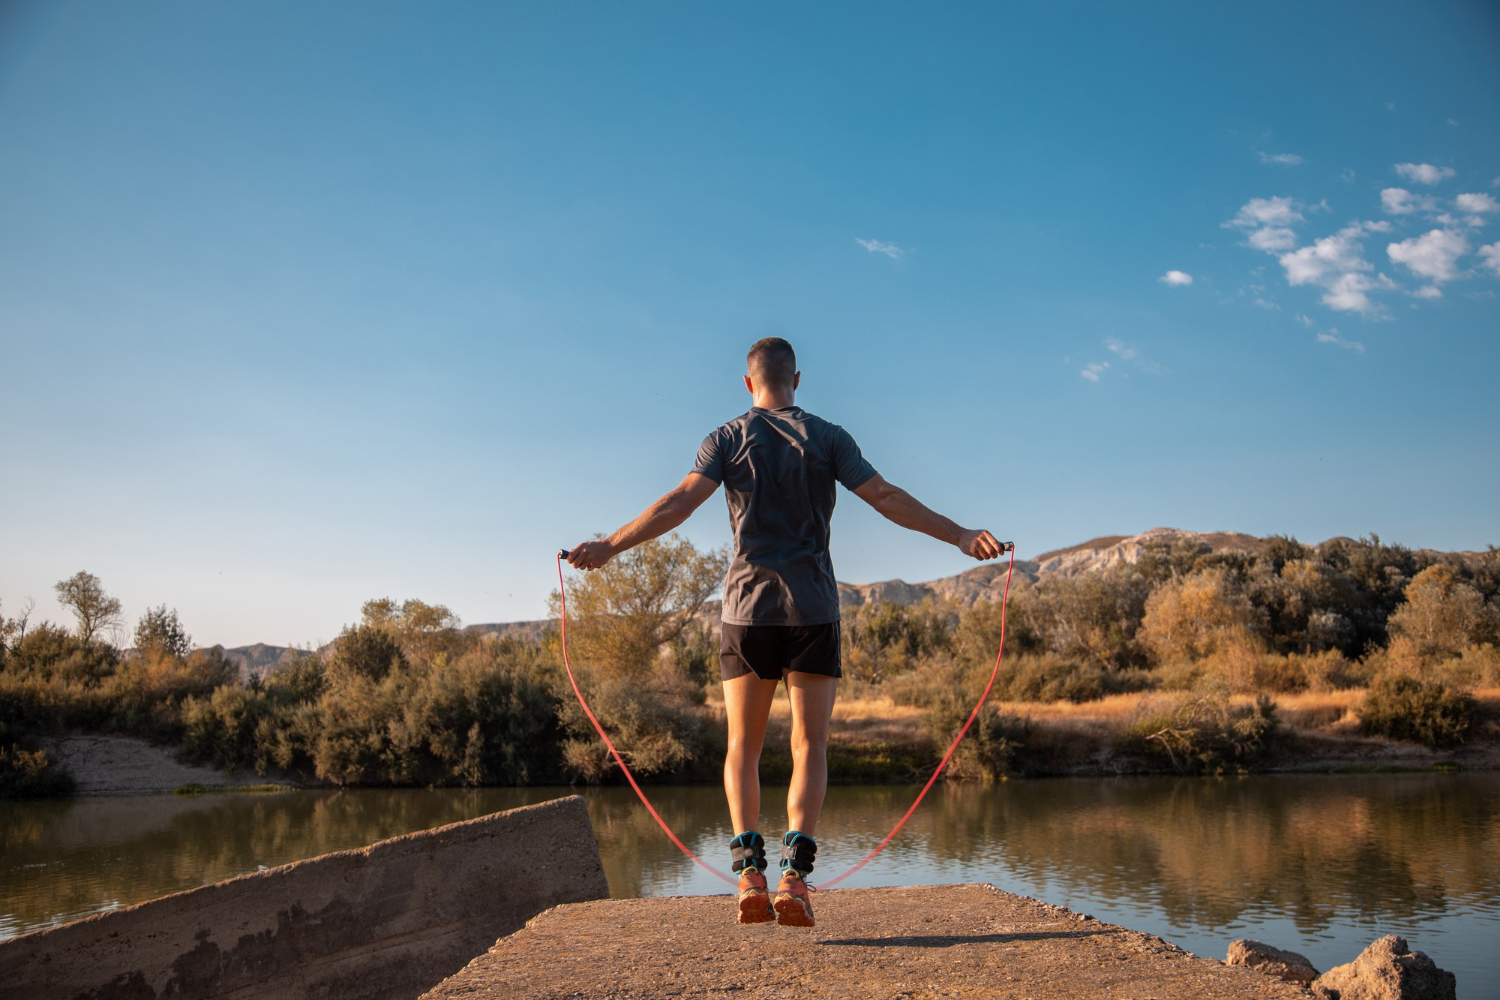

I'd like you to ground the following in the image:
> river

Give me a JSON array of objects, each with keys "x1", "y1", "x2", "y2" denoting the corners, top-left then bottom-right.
[{"x1": 3, "y1": 773, "x2": 1496, "y2": 997}]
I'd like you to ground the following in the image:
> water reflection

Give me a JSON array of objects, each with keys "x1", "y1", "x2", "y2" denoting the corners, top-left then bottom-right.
[{"x1": 2, "y1": 774, "x2": 1496, "y2": 998}]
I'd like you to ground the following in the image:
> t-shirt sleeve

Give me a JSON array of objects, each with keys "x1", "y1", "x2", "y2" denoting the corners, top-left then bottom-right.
[
  {"x1": 832, "y1": 425, "x2": 878, "y2": 490},
  {"x1": 691, "y1": 430, "x2": 725, "y2": 483}
]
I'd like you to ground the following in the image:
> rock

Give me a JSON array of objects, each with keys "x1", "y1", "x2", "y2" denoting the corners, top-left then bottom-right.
[
  {"x1": 1311, "y1": 935, "x2": 1456, "y2": 1000},
  {"x1": 1226, "y1": 939, "x2": 1320, "y2": 986}
]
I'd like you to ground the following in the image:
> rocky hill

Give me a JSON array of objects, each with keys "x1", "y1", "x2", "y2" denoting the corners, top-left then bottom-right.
[{"x1": 211, "y1": 528, "x2": 1288, "y2": 675}]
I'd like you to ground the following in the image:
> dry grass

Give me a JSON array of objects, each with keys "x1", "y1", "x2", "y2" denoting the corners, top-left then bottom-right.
[{"x1": 704, "y1": 684, "x2": 1500, "y2": 748}]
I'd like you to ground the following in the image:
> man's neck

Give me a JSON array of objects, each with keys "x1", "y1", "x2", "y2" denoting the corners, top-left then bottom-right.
[{"x1": 752, "y1": 392, "x2": 795, "y2": 410}]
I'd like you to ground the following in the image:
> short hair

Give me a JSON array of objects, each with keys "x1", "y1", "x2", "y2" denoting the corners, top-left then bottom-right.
[{"x1": 747, "y1": 337, "x2": 797, "y2": 389}]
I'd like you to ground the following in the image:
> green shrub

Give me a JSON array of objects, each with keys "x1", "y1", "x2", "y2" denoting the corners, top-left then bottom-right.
[
  {"x1": 924, "y1": 695, "x2": 1024, "y2": 781},
  {"x1": 1359, "y1": 676, "x2": 1476, "y2": 748},
  {"x1": 1113, "y1": 691, "x2": 1280, "y2": 774},
  {"x1": 557, "y1": 675, "x2": 702, "y2": 783},
  {"x1": 180, "y1": 686, "x2": 271, "y2": 771}
]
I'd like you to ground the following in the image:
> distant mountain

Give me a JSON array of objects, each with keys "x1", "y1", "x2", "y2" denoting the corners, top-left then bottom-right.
[{"x1": 212, "y1": 527, "x2": 1407, "y2": 673}]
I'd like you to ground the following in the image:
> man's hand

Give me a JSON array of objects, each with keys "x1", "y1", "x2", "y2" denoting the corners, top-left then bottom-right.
[
  {"x1": 564, "y1": 540, "x2": 616, "y2": 571},
  {"x1": 958, "y1": 529, "x2": 1006, "y2": 561}
]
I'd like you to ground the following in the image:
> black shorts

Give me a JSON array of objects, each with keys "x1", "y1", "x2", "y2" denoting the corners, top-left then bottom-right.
[{"x1": 720, "y1": 622, "x2": 843, "y2": 682}]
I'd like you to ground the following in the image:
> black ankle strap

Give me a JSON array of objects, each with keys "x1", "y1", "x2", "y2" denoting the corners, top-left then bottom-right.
[
  {"x1": 779, "y1": 831, "x2": 817, "y2": 877},
  {"x1": 730, "y1": 832, "x2": 767, "y2": 873}
]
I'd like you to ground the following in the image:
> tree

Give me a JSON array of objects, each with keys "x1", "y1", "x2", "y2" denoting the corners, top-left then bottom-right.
[
  {"x1": 54, "y1": 572, "x2": 123, "y2": 645},
  {"x1": 549, "y1": 533, "x2": 728, "y2": 684},
  {"x1": 0, "y1": 597, "x2": 35, "y2": 654},
  {"x1": 1139, "y1": 569, "x2": 1265, "y2": 664},
  {"x1": 359, "y1": 598, "x2": 462, "y2": 665},
  {"x1": 1388, "y1": 565, "x2": 1499, "y2": 663},
  {"x1": 327, "y1": 624, "x2": 407, "y2": 685},
  {"x1": 135, "y1": 605, "x2": 192, "y2": 659}
]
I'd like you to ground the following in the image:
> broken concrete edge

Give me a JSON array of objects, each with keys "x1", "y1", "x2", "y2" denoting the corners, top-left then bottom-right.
[
  {"x1": 22, "y1": 794, "x2": 588, "y2": 942},
  {"x1": 0, "y1": 795, "x2": 607, "y2": 1000}
]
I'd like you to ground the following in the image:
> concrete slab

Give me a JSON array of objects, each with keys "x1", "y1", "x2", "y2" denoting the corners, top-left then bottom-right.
[
  {"x1": 0, "y1": 795, "x2": 607, "y2": 1000},
  {"x1": 423, "y1": 883, "x2": 1308, "y2": 999}
]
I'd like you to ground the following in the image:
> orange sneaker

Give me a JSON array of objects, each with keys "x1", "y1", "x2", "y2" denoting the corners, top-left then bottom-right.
[
  {"x1": 773, "y1": 873, "x2": 815, "y2": 927},
  {"x1": 737, "y1": 869, "x2": 774, "y2": 924}
]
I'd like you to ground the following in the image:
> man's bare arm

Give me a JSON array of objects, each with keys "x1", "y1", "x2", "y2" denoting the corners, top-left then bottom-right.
[
  {"x1": 851, "y1": 473, "x2": 1005, "y2": 560},
  {"x1": 564, "y1": 473, "x2": 720, "y2": 570}
]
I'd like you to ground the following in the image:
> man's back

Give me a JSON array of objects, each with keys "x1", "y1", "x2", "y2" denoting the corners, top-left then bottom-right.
[{"x1": 693, "y1": 406, "x2": 876, "y2": 627}]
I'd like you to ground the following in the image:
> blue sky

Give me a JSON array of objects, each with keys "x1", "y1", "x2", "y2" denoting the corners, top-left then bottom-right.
[{"x1": 2, "y1": 1, "x2": 1497, "y2": 648}]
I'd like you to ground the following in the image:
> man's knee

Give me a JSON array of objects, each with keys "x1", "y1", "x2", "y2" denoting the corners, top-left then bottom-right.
[{"x1": 789, "y1": 732, "x2": 828, "y2": 757}]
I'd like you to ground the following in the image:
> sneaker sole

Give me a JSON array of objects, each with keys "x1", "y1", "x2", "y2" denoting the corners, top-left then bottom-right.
[
  {"x1": 738, "y1": 893, "x2": 775, "y2": 924},
  {"x1": 773, "y1": 894, "x2": 815, "y2": 928}
]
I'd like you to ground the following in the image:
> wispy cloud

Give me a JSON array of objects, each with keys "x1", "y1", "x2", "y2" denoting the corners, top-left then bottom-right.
[
  {"x1": 1394, "y1": 162, "x2": 1456, "y2": 185},
  {"x1": 1104, "y1": 338, "x2": 1138, "y2": 360},
  {"x1": 1248, "y1": 227, "x2": 1298, "y2": 251},
  {"x1": 1316, "y1": 330, "x2": 1365, "y2": 353},
  {"x1": 854, "y1": 238, "x2": 904, "y2": 259},
  {"x1": 1158, "y1": 270, "x2": 1193, "y2": 286},
  {"x1": 1380, "y1": 187, "x2": 1437, "y2": 216},
  {"x1": 1258, "y1": 151, "x2": 1303, "y2": 166},
  {"x1": 1227, "y1": 196, "x2": 1304, "y2": 229},
  {"x1": 1387, "y1": 229, "x2": 1470, "y2": 284},
  {"x1": 1080, "y1": 362, "x2": 1109, "y2": 382}
]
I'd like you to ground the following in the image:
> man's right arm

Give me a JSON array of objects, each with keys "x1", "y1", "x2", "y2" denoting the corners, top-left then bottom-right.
[
  {"x1": 564, "y1": 473, "x2": 719, "y2": 570},
  {"x1": 851, "y1": 473, "x2": 1005, "y2": 560}
]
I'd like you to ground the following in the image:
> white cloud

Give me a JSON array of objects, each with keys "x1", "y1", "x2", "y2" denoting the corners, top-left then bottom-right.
[
  {"x1": 1455, "y1": 192, "x2": 1499, "y2": 214},
  {"x1": 1316, "y1": 330, "x2": 1365, "y2": 353},
  {"x1": 1227, "y1": 196, "x2": 1304, "y2": 229},
  {"x1": 1387, "y1": 229, "x2": 1470, "y2": 283},
  {"x1": 1321, "y1": 272, "x2": 1392, "y2": 314},
  {"x1": 1394, "y1": 163, "x2": 1456, "y2": 185},
  {"x1": 854, "y1": 238, "x2": 903, "y2": 259},
  {"x1": 1364, "y1": 220, "x2": 1393, "y2": 233},
  {"x1": 1339, "y1": 169, "x2": 1357, "y2": 183},
  {"x1": 1380, "y1": 187, "x2": 1438, "y2": 215},
  {"x1": 1410, "y1": 285, "x2": 1443, "y2": 299},
  {"x1": 1248, "y1": 227, "x2": 1298, "y2": 251},
  {"x1": 1104, "y1": 338, "x2": 1138, "y2": 360},
  {"x1": 1478, "y1": 242, "x2": 1500, "y2": 276},
  {"x1": 1080, "y1": 362, "x2": 1109, "y2": 382},
  {"x1": 1279, "y1": 225, "x2": 1371, "y2": 287},
  {"x1": 1258, "y1": 152, "x2": 1304, "y2": 166},
  {"x1": 1295, "y1": 313, "x2": 1315, "y2": 328},
  {"x1": 1158, "y1": 270, "x2": 1193, "y2": 286},
  {"x1": 1274, "y1": 224, "x2": 1397, "y2": 314}
]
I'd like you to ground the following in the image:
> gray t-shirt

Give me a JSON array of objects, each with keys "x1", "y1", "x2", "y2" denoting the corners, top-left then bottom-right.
[{"x1": 692, "y1": 406, "x2": 878, "y2": 626}]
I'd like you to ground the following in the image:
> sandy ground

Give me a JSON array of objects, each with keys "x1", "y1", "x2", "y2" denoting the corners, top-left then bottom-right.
[
  {"x1": 39, "y1": 735, "x2": 289, "y2": 795},
  {"x1": 422, "y1": 883, "x2": 1309, "y2": 1000}
]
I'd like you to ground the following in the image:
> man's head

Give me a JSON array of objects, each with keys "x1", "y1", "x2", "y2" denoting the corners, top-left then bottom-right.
[{"x1": 746, "y1": 337, "x2": 798, "y2": 394}]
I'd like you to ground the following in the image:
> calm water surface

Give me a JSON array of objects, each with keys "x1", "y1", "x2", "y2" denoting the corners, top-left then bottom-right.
[{"x1": 3, "y1": 774, "x2": 1496, "y2": 997}]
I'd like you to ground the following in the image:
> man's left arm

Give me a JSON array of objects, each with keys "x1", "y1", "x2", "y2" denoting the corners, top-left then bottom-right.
[{"x1": 564, "y1": 473, "x2": 720, "y2": 570}]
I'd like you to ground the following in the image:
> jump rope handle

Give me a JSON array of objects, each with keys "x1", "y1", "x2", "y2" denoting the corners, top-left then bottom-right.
[
  {"x1": 999, "y1": 541, "x2": 1015, "y2": 553},
  {"x1": 558, "y1": 548, "x2": 570, "y2": 559}
]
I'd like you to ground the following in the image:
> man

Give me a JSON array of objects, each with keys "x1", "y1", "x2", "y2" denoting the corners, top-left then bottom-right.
[{"x1": 565, "y1": 338, "x2": 1004, "y2": 927}]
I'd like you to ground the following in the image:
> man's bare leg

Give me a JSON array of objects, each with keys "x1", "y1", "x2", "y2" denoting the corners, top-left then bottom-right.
[
  {"x1": 785, "y1": 672, "x2": 838, "y2": 836},
  {"x1": 722, "y1": 673, "x2": 780, "y2": 834}
]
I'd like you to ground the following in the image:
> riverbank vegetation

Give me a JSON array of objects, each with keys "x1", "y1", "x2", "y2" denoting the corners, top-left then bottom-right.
[{"x1": 3, "y1": 534, "x2": 1498, "y2": 796}]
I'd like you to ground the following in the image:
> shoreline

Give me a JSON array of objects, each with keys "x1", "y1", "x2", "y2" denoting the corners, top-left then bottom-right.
[{"x1": 31, "y1": 719, "x2": 1499, "y2": 798}]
